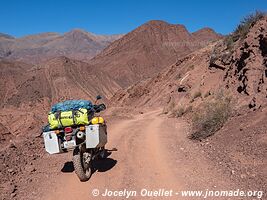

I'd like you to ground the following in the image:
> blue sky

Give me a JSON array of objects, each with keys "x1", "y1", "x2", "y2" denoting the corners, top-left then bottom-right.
[{"x1": 0, "y1": 0, "x2": 266, "y2": 37}]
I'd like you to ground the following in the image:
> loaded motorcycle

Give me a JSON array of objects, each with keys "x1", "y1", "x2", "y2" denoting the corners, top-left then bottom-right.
[{"x1": 43, "y1": 96, "x2": 107, "y2": 181}]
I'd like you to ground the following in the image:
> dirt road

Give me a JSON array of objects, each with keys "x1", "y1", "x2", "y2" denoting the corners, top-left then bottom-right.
[{"x1": 43, "y1": 110, "x2": 238, "y2": 200}]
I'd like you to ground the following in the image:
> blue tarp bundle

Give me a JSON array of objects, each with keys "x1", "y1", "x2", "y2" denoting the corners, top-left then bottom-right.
[{"x1": 51, "y1": 100, "x2": 93, "y2": 113}]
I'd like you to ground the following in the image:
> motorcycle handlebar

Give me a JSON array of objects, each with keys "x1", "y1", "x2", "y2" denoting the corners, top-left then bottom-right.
[{"x1": 93, "y1": 103, "x2": 106, "y2": 113}]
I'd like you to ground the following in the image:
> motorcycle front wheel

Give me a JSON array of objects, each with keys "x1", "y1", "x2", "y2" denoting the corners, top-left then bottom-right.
[{"x1": 73, "y1": 145, "x2": 92, "y2": 182}]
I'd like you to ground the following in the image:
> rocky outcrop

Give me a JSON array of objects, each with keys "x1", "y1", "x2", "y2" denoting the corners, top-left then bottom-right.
[{"x1": 210, "y1": 16, "x2": 267, "y2": 109}]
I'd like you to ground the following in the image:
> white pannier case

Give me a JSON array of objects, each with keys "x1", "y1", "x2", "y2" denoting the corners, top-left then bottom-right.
[
  {"x1": 85, "y1": 124, "x2": 107, "y2": 148},
  {"x1": 43, "y1": 124, "x2": 107, "y2": 154},
  {"x1": 43, "y1": 131, "x2": 60, "y2": 154}
]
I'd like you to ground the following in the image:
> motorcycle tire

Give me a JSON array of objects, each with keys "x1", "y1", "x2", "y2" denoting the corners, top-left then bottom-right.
[{"x1": 73, "y1": 147, "x2": 92, "y2": 182}]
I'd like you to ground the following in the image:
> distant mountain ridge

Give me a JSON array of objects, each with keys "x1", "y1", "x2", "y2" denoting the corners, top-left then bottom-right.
[
  {"x1": 0, "y1": 29, "x2": 123, "y2": 63},
  {"x1": 0, "y1": 33, "x2": 14, "y2": 39}
]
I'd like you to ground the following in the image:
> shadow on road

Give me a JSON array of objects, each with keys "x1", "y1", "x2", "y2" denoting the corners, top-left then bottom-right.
[
  {"x1": 61, "y1": 152, "x2": 117, "y2": 174},
  {"x1": 61, "y1": 161, "x2": 74, "y2": 173},
  {"x1": 92, "y1": 158, "x2": 117, "y2": 173}
]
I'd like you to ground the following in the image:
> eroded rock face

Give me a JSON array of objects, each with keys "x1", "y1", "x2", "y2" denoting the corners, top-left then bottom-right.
[
  {"x1": 210, "y1": 16, "x2": 267, "y2": 109},
  {"x1": 177, "y1": 85, "x2": 189, "y2": 92}
]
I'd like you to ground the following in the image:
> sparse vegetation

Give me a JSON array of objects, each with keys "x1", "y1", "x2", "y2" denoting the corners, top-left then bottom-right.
[
  {"x1": 224, "y1": 35, "x2": 235, "y2": 51},
  {"x1": 211, "y1": 11, "x2": 265, "y2": 66},
  {"x1": 209, "y1": 52, "x2": 217, "y2": 65},
  {"x1": 188, "y1": 65, "x2": 194, "y2": 70},
  {"x1": 170, "y1": 104, "x2": 193, "y2": 118},
  {"x1": 176, "y1": 73, "x2": 182, "y2": 79},
  {"x1": 189, "y1": 93, "x2": 232, "y2": 140},
  {"x1": 174, "y1": 106, "x2": 186, "y2": 117},
  {"x1": 190, "y1": 91, "x2": 202, "y2": 102},
  {"x1": 204, "y1": 91, "x2": 211, "y2": 98},
  {"x1": 162, "y1": 99, "x2": 175, "y2": 114},
  {"x1": 225, "y1": 11, "x2": 266, "y2": 49}
]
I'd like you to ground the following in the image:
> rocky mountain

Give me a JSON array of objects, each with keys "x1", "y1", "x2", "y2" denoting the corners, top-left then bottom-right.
[
  {"x1": 0, "y1": 29, "x2": 123, "y2": 63},
  {"x1": 192, "y1": 27, "x2": 222, "y2": 42},
  {"x1": 111, "y1": 16, "x2": 267, "y2": 110},
  {"x1": 0, "y1": 33, "x2": 14, "y2": 39},
  {"x1": 0, "y1": 57, "x2": 121, "y2": 140},
  {"x1": 0, "y1": 20, "x2": 223, "y2": 141},
  {"x1": 89, "y1": 20, "x2": 222, "y2": 88}
]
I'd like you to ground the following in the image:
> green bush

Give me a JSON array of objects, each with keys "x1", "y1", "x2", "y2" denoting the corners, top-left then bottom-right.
[{"x1": 189, "y1": 95, "x2": 232, "y2": 140}]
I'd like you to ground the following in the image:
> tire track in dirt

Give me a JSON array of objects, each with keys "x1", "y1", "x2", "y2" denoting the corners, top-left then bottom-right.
[
  {"x1": 44, "y1": 110, "x2": 238, "y2": 200},
  {"x1": 43, "y1": 113, "x2": 148, "y2": 200}
]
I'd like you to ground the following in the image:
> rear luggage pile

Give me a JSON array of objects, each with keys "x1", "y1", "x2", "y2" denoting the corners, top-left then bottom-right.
[{"x1": 47, "y1": 100, "x2": 94, "y2": 129}]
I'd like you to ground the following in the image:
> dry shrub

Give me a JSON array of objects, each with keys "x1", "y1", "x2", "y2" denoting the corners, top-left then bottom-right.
[
  {"x1": 169, "y1": 105, "x2": 193, "y2": 118},
  {"x1": 189, "y1": 93, "x2": 232, "y2": 140},
  {"x1": 193, "y1": 91, "x2": 202, "y2": 99},
  {"x1": 162, "y1": 99, "x2": 175, "y2": 114},
  {"x1": 204, "y1": 91, "x2": 211, "y2": 98},
  {"x1": 190, "y1": 91, "x2": 202, "y2": 102}
]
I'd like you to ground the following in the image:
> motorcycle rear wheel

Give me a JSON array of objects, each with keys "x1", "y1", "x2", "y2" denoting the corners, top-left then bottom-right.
[{"x1": 73, "y1": 146, "x2": 92, "y2": 182}]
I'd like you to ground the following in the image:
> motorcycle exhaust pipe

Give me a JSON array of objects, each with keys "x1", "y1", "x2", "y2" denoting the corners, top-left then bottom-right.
[{"x1": 76, "y1": 131, "x2": 85, "y2": 139}]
